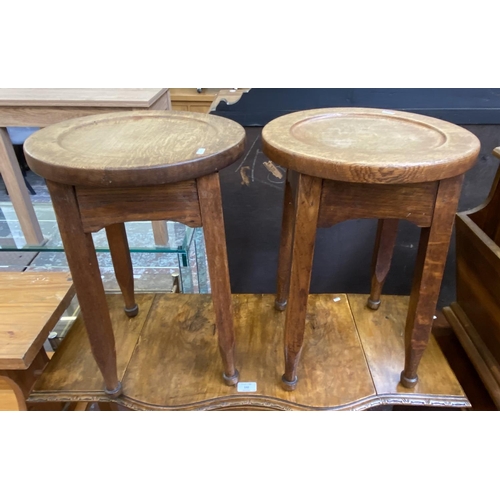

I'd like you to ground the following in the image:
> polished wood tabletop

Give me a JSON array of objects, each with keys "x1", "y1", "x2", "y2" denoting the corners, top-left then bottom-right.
[
  {"x1": 262, "y1": 107, "x2": 480, "y2": 183},
  {"x1": 0, "y1": 88, "x2": 167, "y2": 108},
  {"x1": 24, "y1": 110, "x2": 246, "y2": 187}
]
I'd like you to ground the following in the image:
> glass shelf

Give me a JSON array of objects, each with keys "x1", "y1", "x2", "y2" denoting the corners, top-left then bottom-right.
[{"x1": 0, "y1": 201, "x2": 210, "y2": 294}]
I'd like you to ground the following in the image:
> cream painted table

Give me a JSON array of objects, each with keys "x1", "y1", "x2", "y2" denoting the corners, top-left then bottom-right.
[{"x1": 0, "y1": 88, "x2": 172, "y2": 246}]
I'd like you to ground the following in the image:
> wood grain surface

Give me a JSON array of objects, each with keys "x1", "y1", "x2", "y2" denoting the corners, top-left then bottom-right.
[
  {"x1": 0, "y1": 272, "x2": 74, "y2": 369},
  {"x1": 367, "y1": 219, "x2": 399, "y2": 309},
  {"x1": 401, "y1": 175, "x2": 464, "y2": 386},
  {"x1": 444, "y1": 304, "x2": 500, "y2": 407},
  {"x1": 0, "y1": 89, "x2": 167, "y2": 107},
  {"x1": 32, "y1": 294, "x2": 155, "y2": 397},
  {"x1": 456, "y1": 214, "x2": 500, "y2": 361},
  {"x1": 29, "y1": 294, "x2": 469, "y2": 410},
  {"x1": 262, "y1": 107, "x2": 480, "y2": 184},
  {"x1": 317, "y1": 180, "x2": 438, "y2": 227},
  {"x1": 47, "y1": 181, "x2": 121, "y2": 394},
  {"x1": 468, "y1": 162, "x2": 500, "y2": 246},
  {"x1": 76, "y1": 181, "x2": 202, "y2": 232},
  {"x1": 348, "y1": 294, "x2": 466, "y2": 402},
  {"x1": 197, "y1": 173, "x2": 238, "y2": 383},
  {"x1": 275, "y1": 171, "x2": 296, "y2": 310},
  {"x1": 282, "y1": 174, "x2": 323, "y2": 386},
  {"x1": 24, "y1": 111, "x2": 246, "y2": 187},
  {"x1": 447, "y1": 151, "x2": 500, "y2": 408},
  {"x1": 106, "y1": 223, "x2": 137, "y2": 314}
]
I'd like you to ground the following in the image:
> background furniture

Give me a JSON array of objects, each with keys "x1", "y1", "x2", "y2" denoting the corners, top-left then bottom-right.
[
  {"x1": 0, "y1": 272, "x2": 74, "y2": 410},
  {"x1": 262, "y1": 107, "x2": 480, "y2": 390},
  {"x1": 444, "y1": 147, "x2": 500, "y2": 408},
  {"x1": 170, "y1": 88, "x2": 251, "y2": 114},
  {"x1": 24, "y1": 110, "x2": 246, "y2": 396},
  {"x1": 0, "y1": 88, "x2": 172, "y2": 246}
]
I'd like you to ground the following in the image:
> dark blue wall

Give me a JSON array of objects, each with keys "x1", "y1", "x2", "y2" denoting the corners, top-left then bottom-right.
[
  {"x1": 213, "y1": 88, "x2": 500, "y2": 126},
  {"x1": 213, "y1": 89, "x2": 500, "y2": 308}
]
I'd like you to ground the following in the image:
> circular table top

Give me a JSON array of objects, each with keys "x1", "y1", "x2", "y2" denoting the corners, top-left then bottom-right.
[
  {"x1": 24, "y1": 111, "x2": 246, "y2": 187},
  {"x1": 262, "y1": 108, "x2": 480, "y2": 184}
]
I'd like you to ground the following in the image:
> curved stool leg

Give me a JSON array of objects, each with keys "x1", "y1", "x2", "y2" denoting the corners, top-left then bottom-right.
[
  {"x1": 198, "y1": 173, "x2": 239, "y2": 386},
  {"x1": 401, "y1": 176, "x2": 463, "y2": 388},
  {"x1": 282, "y1": 174, "x2": 322, "y2": 390},
  {"x1": 0, "y1": 347, "x2": 49, "y2": 410},
  {"x1": 275, "y1": 171, "x2": 295, "y2": 311},
  {"x1": 106, "y1": 223, "x2": 138, "y2": 317},
  {"x1": 47, "y1": 181, "x2": 122, "y2": 397},
  {"x1": 0, "y1": 374, "x2": 29, "y2": 411},
  {"x1": 367, "y1": 219, "x2": 399, "y2": 310}
]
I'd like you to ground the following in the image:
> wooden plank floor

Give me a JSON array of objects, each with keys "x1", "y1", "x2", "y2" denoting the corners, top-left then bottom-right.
[{"x1": 28, "y1": 294, "x2": 469, "y2": 410}]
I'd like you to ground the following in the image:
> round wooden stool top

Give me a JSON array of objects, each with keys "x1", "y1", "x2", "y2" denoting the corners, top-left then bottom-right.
[
  {"x1": 24, "y1": 110, "x2": 246, "y2": 187},
  {"x1": 262, "y1": 107, "x2": 480, "y2": 184}
]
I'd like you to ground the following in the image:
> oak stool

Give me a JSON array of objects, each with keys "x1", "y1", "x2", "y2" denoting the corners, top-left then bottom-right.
[
  {"x1": 24, "y1": 111, "x2": 245, "y2": 396},
  {"x1": 262, "y1": 108, "x2": 480, "y2": 391}
]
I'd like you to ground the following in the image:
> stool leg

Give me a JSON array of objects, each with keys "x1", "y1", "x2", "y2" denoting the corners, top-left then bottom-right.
[
  {"x1": 275, "y1": 171, "x2": 295, "y2": 311},
  {"x1": 106, "y1": 223, "x2": 138, "y2": 318},
  {"x1": 401, "y1": 176, "x2": 464, "y2": 388},
  {"x1": 367, "y1": 219, "x2": 399, "y2": 310},
  {"x1": 47, "y1": 181, "x2": 122, "y2": 397},
  {"x1": 282, "y1": 174, "x2": 322, "y2": 391},
  {"x1": 197, "y1": 173, "x2": 239, "y2": 386}
]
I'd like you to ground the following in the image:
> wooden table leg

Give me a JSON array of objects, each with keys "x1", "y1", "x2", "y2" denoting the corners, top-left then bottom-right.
[
  {"x1": 152, "y1": 221, "x2": 169, "y2": 247},
  {"x1": 0, "y1": 347, "x2": 49, "y2": 410},
  {"x1": 275, "y1": 171, "x2": 295, "y2": 311},
  {"x1": 106, "y1": 223, "x2": 138, "y2": 317},
  {"x1": 401, "y1": 175, "x2": 464, "y2": 388},
  {"x1": 0, "y1": 128, "x2": 44, "y2": 245},
  {"x1": 198, "y1": 173, "x2": 239, "y2": 386},
  {"x1": 150, "y1": 92, "x2": 172, "y2": 247},
  {"x1": 367, "y1": 219, "x2": 399, "y2": 310},
  {"x1": 47, "y1": 181, "x2": 121, "y2": 397},
  {"x1": 282, "y1": 174, "x2": 322, "y2": 390}
]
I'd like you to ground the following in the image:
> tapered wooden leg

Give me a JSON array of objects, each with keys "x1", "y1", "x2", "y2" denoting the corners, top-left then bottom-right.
[
  {"x1": 0, "y1": 128, "x2": 44, "y2": 245},
  {"x1": 401, "y1": 176, "x2": 464, "y2": 388},
  {"x1": 197, "y1": 173, "x2": 239, "y2": 386},
  {"x1": 367, "y1": 219, "x2": 399, "y2": 310},
  {"x1": 106, "y1": 223, "x2": 138, "y2": 317},
  {"x1": 275, "y1": 171, "x2": 295, "y2": 311},
  {"x1": 47, "y1": 181, "x2": 121, "y2": 397},
  {"x1": 282, "y1": 174, "x2": 322, "y2": 391}
]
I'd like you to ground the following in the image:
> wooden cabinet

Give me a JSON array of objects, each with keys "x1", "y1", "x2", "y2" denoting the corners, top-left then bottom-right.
[
  {"x1": 444, "y1": 147, "x2": 500, "y2": 409},
  {"x1": 170, "y1": 88, "x2": 251, "y2": 114},
  {"x1": 170, "y1": 88, "x2": 218, "y2": 113}
]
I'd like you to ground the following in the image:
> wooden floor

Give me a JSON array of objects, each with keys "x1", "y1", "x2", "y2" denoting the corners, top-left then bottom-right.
[{"x1": 26, "y1": 293, "x2": 469, "y2": 411}]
